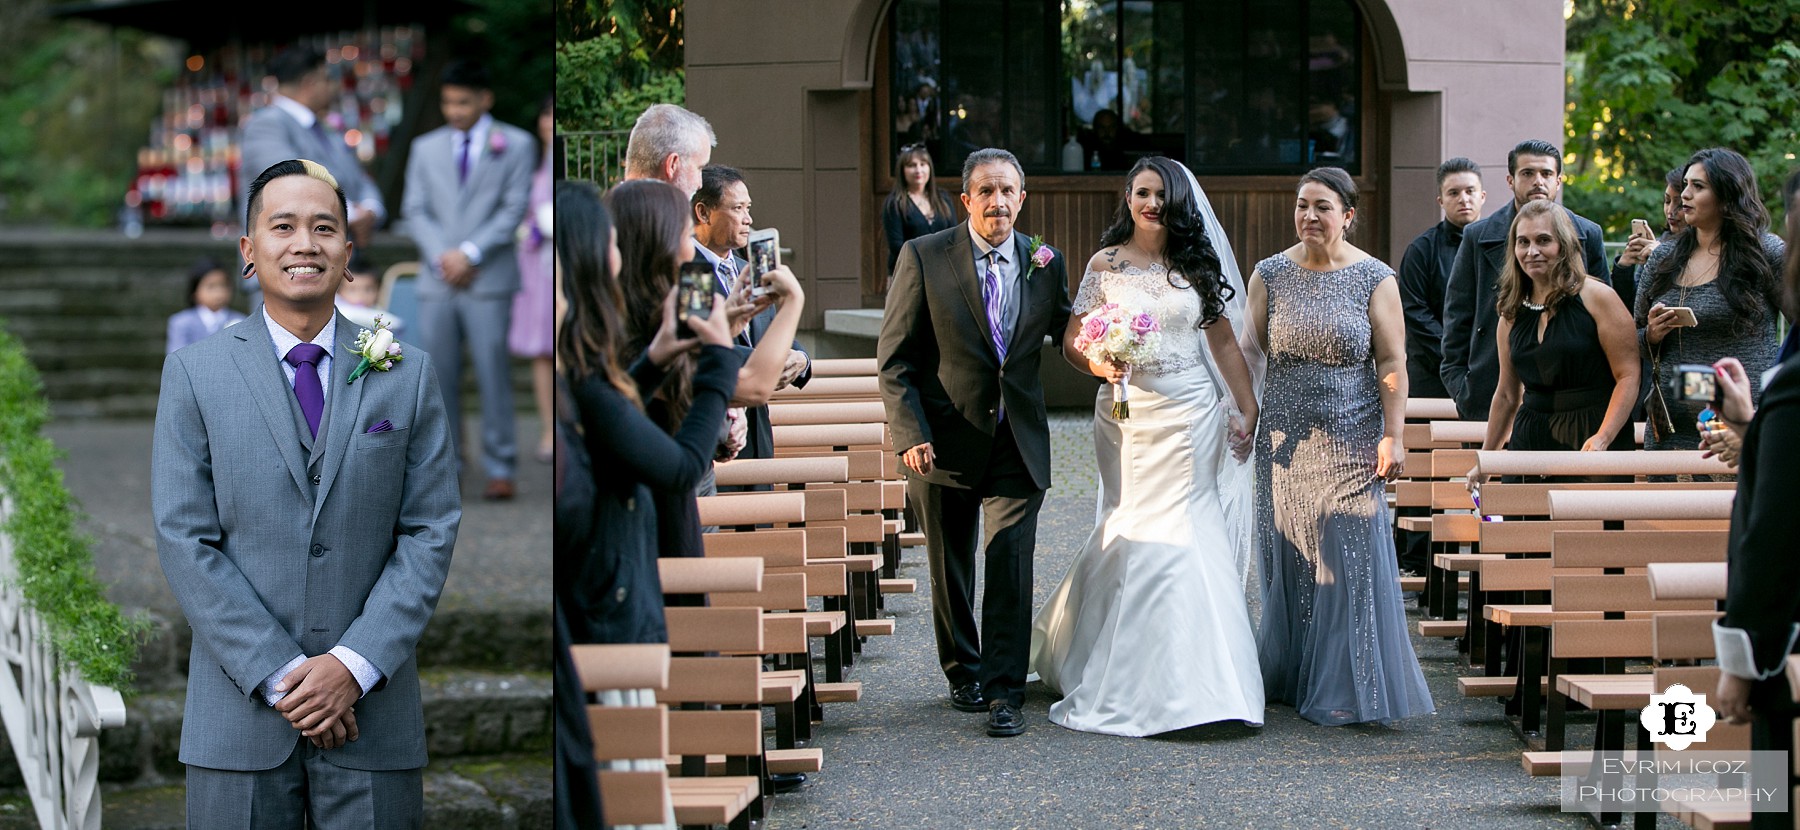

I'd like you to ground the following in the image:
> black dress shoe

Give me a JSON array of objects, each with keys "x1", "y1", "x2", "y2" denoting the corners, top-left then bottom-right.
[
  {"x1": 986, "y1": 702, "x2": 1026, "y2": 737},
  {"x1": 949, "y1": 682, "x2": 987, "y2": 713},
  {"x1": 769, "y1": 772, "x2": 807, "y2": 793}
]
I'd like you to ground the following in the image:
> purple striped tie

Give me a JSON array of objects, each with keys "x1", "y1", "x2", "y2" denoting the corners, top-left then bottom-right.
[
  {"x1": 457, "y1": 133, "x2": 471, "y2": 185},
  {"x1": 285, "y1": 344, "x2": 327, "y2": 438},
  {"x1": 982, "y1": 252, "x2": 1007, "y2": 361}
]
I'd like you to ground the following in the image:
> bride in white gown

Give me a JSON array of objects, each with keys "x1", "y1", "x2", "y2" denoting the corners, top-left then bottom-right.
[{"x1": 1031, "y1": 157, "x2": 1266, "y2": 736}]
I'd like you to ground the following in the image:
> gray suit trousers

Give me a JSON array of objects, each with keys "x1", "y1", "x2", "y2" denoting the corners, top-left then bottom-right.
[
  {"x1": 417, "y1": 291, "x2": 516, "y2": 479},
  {"x1": 186, "y1": 737, "x2": 423, "y2": 830}
]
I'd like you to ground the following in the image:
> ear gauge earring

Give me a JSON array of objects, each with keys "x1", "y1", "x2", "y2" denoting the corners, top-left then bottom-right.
[
  {"x1": 345, "y1": 270, "x2": 354, "y2": 282},
  {"x1": 241, "y1": 262, "x2": 255, "y2": 278}
]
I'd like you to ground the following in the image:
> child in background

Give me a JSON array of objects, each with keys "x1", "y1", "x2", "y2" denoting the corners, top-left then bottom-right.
[
  {"x1": 336, "y1": 253, "x2": 404, "y2": 335},
  {"x1": 166, "y1": 257, "x2": 245, "y2": 353}
]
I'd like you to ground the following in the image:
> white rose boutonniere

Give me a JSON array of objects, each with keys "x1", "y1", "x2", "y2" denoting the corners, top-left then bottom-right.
[{"x1": 345, "y1": 315, "x2": 403, "y2": 385}]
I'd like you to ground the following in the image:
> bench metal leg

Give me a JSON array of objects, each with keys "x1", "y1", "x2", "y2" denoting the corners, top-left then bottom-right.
[{"x1": 1520, "y1": 628, "x2": 1547, "y2": 740}]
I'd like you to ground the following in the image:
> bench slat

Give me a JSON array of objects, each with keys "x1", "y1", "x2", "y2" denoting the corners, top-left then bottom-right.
[
  {"x1": 713, "y1": 456, "x2": 849, "y2": 486},
  {"x1": 589, "y1": 704, "x2": 669, "y2": 761},
  {"x1": 573, "y1": 643, "x2": 670, "y2": 693},
  {"x1": 658, "y1": 558, "x2": 763, "y2": 595},
  {"x1": 598, "y1": 769, "x2": 671, "y2": 825}
]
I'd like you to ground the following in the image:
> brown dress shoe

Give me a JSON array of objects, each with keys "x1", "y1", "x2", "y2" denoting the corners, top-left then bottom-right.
[{"x1": 482, "y1": 478, "x2": 516, "y2": 501}]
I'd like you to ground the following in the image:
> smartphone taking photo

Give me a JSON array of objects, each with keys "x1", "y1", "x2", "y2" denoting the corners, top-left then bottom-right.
[
  {"x1": 676, "y1": 261, "x2": 716, "y2": 338},
  {"x1": 1673, "y1": 363, "x2": 1718, "y2": 404},
  {"x1": 746, "y1": 229, "x2": 780, "y2": 299}
]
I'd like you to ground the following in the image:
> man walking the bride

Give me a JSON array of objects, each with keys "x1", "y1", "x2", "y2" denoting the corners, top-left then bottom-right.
[
  {"x1": 879, "y1": 148, "x2": 1073, "y2": 737},
  {"x1": 1031, "y1": 157, "x2": 1267, "y2": 736}
]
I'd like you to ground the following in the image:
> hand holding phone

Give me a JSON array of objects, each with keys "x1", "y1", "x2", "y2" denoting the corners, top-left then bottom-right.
[
  {"x1": 676, "y1": 261, "x2": 716, "y2": 339},
  {"x1": 746, "y1": 229, "x2": 780, "y2": 299},
  {"x1": 1663, "y1": 306, "x2": 1698, "y2": 327},
  {"x1": 1630, "y1": 218, "x2": 1653, "y2": 240}
]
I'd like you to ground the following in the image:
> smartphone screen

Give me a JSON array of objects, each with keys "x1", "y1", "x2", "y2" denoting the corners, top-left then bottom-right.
[{"x1": 676, "y1": 262, "x2": 715, "y2": 336}]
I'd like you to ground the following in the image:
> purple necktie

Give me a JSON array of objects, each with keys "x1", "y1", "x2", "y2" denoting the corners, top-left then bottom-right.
[
  {"x1": 983, "y1": 251, "x2": 1007, "y2": 422},
  {"x1": 982, "y1": 251, "x2": 1008, "y2": 361},
  {"x1": 309, "y1": 120, "x2": 333, "y2": 156},
  {"x1": 285, "y1": 343, "x2": 327, "y2": 438},
  {"x1": 457, "y1": 133, "x2": 471, "y2": 185}
]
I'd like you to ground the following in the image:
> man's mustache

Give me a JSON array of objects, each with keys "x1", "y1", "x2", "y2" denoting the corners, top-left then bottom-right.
[{"x1": 983, "y1": 209, "x2": 1011, "y2": 217}]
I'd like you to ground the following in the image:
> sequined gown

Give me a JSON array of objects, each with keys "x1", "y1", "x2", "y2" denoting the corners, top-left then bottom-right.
[
  {"x1": 1031, "y1": 264, "x2": 1265, "y2": 736},
  {"x1": 1253, "y1": 253, "x2": 1434, "y2": 726}
]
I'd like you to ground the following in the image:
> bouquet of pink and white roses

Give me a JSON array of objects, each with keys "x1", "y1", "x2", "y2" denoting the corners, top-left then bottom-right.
[{"x1": 1072, "y1": 302, "x2": 1162, "y2": 419}]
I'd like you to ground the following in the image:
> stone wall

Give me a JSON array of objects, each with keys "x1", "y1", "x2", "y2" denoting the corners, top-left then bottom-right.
[{"x1": 0, "y1": 228, "x2": 538, "y2": 418}]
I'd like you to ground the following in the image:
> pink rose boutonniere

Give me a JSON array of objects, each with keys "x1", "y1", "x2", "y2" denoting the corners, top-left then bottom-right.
[
  {"x1": 1023, "y1": 235, "x2": 1055, "y2": 281},
  {"x1": 488, "y1": 129, "x2": 507, "y2": 156}
]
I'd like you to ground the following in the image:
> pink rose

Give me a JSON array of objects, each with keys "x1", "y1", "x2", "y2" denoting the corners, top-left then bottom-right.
[
  {"x1": 1081, "y1": 315, "x2": 1110, "y2": 342},
  {"x1": 489, "y1": 129, "x2": 507, "y2": 155},
  {"x1": 1130, "y1": 313, "x2": 1157, "y2": 334},
  {"x1": 1031, "y1": 245, "x2": 1054, "y2": 269}
]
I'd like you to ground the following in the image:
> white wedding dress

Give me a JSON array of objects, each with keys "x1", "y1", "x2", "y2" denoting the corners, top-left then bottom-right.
[{"x1": 1030, "y1": 263, "x2": 1265, "y2": 736}]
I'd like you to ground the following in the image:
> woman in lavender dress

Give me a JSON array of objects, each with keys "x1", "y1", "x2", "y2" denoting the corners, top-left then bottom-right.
[
  {"x1": 512, "y1": 95, "x2": 557, "y2": 463},
  {"x1": 1247, "y1": 167, "x2": 1433, "y2": 726}
]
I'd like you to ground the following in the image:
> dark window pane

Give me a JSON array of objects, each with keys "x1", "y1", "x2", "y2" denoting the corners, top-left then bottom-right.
[
  {"x1": 1123, "y1": 0, "x2": 1184, "y2": 163},
  {"x1": 1307, "y1": 1, "x2": 1358, "y2": 168},
  {"x1": 892, "y1": 0, "x2": 942, "y2": 154},
  {"x1": 1006, "y1": 4, "x2": 1054, "y2": 168},
  {"x1": 941, "y1": 0, "x2": 1006, "y2": 173}
]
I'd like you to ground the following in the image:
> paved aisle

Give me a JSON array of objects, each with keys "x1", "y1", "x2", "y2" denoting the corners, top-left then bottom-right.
[{"x1": 764, "y1": 410, "x2": 1615, "y2": 829}]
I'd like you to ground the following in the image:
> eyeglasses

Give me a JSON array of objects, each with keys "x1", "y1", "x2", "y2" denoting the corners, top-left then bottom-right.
[{"x1": 899, "y1": 143, "x2": 928, "y2": 153}]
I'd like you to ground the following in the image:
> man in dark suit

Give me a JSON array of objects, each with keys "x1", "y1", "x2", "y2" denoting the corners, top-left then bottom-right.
[
  {"x1": 1440, "y1": 139, "x2": 1612, "y2": 419},
  {"x1": 878, "y1": 148, "x2": 1071, "y2": 737},
  {"x1": 691, "y1": 165, "x2": 811, "y2": 474}
]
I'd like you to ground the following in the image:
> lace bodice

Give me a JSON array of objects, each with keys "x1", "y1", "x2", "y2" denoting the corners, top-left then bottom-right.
[{"x1": 1072, "y1": 263, "x2": 1207, "y2": 375}]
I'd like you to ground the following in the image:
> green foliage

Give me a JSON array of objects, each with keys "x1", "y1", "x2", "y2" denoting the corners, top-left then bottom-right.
[
  {"x1": 0, "y1": 6, "x2": 178, "y2": 227},
  {"x1": 1565, "y1": 0, "x2": 1800, "y2": 235},
  {"x1": 0, "y1": 324, "x2": 151, "y2": 693},
  {"x1": 452, "y1": 0, "x2": 556, "y2": 132},
  {"x1": 555, "y1": 0, "x2": 683, "y2": 132}
]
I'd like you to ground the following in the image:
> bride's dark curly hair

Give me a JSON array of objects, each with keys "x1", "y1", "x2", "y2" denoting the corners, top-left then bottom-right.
[{"x1": 1097, "y1": 156, "x2": 1233, "y2": 327}]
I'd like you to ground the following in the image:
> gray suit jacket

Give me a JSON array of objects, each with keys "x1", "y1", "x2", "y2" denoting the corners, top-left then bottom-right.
[
  {"x1": 239, "y1": 103, "x2": 385, "y2": 226},
  {"x1": 153, "y1": 312, "x2": 460, "y2": 771},
  {"x1": 401, "y1": 120, "x2": 535, "y2": 299}
]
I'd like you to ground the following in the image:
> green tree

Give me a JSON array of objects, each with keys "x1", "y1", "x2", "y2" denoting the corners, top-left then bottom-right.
[
  {"x1": 0, "y1": 1, "x2": 178, "y2": 227},
  {"x1": 1564, "y1": 0, "x2": 1800, "y2": 235},
  {"x1": 556, "y1": 0, "x2": 684, "y2": 132}
]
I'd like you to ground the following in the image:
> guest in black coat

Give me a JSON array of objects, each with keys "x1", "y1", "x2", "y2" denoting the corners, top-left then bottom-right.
[
  {"x1": 557, "y1": 181, "x2": 743, "y2": 640},
  {"x1": 1398, "y1": 157, "x2": 1486, "y2": 401},
  {"x1": 1710, "y1": 188, "x2": 1800, "y2": 830},
  {"x1": 882, "y1": 143, "x2": 956, "y2": 276}
]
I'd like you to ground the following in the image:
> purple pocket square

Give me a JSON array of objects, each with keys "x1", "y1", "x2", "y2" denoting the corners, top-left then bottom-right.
[{"x1": 366, "y1": 420, "x2": 394, "y2": 434}]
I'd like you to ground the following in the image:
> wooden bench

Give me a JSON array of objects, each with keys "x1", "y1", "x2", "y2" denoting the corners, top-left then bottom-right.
[{"x1": 576, "y1": 643, "x2": 681, "y2": 828}]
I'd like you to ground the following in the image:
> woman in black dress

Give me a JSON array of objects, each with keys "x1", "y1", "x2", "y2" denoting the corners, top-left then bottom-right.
[
  {"x1": 1474, "y1": 199, "x2": 1640, "y2": 469},
  {"x1": 881, "y1": 143, "x2": 956, "y2": 275},
  {"x1": 557, "y1": 181, "x2": 742, "y2": 641}
]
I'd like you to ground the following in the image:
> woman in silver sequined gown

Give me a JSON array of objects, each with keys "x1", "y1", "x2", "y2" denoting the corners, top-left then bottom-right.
[{"x1": 1247, "y1": 168, "x2": 1434, "y2": 726}]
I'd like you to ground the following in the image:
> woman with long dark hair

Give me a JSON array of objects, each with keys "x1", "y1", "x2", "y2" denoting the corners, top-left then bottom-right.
[
  {"x1": 1636, "y1": 147, "x2": 1785, "y2": 452},
  {"x1": 1031, "y1": 156, "x2": 1265, "y2": 736},
  {"x1": 1248, "y1": 166, "x2": 1433, "y2": 726},
  {"x1": 882, "y1": 143, "x2": 957, "y2": 275},
  {"x1": 555, "y1": 180, "x2": 741, "y2": 644}
]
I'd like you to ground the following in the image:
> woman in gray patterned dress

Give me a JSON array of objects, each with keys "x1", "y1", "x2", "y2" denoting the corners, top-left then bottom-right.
[
  {"x1": 1246, "y1": 167, "x2": 1434, "y2": 726},
  {"x1": 1637, "y1": 147, "x2": 1785, "y2": 452}
]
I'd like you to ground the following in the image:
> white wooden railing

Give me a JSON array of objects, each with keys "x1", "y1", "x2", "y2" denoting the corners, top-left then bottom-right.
[{"x1": 0, "y1": 490, "x2": 127, "y2": 830}]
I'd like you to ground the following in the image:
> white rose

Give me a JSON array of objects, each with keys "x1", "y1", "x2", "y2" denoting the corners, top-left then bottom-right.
[{"x1": 369, "y1": 329, "x2": 395, "y2": 361}]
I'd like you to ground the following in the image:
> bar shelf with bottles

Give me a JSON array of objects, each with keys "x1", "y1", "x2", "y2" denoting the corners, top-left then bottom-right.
[{"x1": 124, "y1": 27, "x2": 425, "y2": 235}]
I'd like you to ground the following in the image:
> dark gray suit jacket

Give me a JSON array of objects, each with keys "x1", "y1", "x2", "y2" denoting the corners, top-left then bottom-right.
[
  {"x1": 1439, "y1": 200, "x2": 1610, "y2": 419},
  {"x1": 153, "y1": 312, "x2": 460, "y2": 771},
  {"x1": 878, "y1": 224, "x2": 1072, "y2": 491}
]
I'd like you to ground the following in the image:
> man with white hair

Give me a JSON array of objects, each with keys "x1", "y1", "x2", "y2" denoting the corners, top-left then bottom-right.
[{"x1": 623, "y1": 103, "x2": 716, "y2": 197}]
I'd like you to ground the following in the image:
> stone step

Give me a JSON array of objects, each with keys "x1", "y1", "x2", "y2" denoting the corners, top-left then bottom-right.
[
  {"x1": 128, "y1": 606, "x2": 553, "y2": 693},
  {"x1": 94, "y1": 752, "x2": 552, "y2": 830},
  {"x1": 83, "y1": 670, "x2": 550, "y2": 786}
]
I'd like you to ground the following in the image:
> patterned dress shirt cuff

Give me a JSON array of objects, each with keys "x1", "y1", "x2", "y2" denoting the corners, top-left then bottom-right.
[
  {"x1": 459, "y1": 241, "x2": 483, "y2": 267},
  {"x1": 328, "y1": 645, "x2": 383, "y2": 697},
  {"x1": 1713, "y1": 619, "x2": 1800, "y2": 681},
  {"x1": 259, "y1": 654, "x2": 307, "y2": 706}
]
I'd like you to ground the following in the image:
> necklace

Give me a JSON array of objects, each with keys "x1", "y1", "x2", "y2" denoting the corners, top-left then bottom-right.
[{"x1": 1521, "y1": 298, "x2": 1546, "y2": 312}]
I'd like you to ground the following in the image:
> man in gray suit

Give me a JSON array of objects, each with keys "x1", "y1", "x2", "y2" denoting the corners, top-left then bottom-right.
[
  {"x1": 154, "y1": 159, "x2": 459, "y2": 827},
  {"x1": 238, "y1": 46, "x2": 387, "y2": 309},
  {"x1": 401, "y1": 60, "x2": 534, "y2": 500}
]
